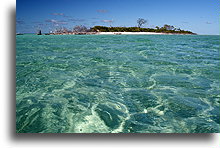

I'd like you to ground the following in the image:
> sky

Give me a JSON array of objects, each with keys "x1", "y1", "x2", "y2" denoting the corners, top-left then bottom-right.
[{"x1": 16, "y1": 0, "x2": 219, "y2": 35}]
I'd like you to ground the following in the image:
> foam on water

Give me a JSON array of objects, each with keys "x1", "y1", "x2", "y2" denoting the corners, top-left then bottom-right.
[{"x1": 16, "y1": 35, "x2": 220, "y2": 133}]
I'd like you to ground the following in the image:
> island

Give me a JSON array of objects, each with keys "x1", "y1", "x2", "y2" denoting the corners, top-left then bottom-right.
[
  {"x1": 16, "y1": 18, "x2": 196, "y2": 36},
  {"x1": 43, "y1": 24, "x2": 196, "y2": 35}
]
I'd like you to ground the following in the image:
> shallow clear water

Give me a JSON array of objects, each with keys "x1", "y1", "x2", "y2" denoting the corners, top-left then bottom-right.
[{"x1": 16, "y1": 34, "x2": 220, "y2": 133}]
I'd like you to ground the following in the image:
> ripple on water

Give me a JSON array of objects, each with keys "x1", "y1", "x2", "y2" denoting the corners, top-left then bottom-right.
[
  {"x1": 123, "y1": 89, "x2": 159, "y2": 112},
  {"x1": 16, "y1": 35, "x2": 220, "y2": 133},
  {"x1": 166, "y1": 96, "x2": 210, "y2": 118}
]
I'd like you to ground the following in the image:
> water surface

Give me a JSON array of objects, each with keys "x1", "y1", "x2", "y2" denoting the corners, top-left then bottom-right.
[{"x1": 16, "y1": 35, "x2": 220, "y2": 133}]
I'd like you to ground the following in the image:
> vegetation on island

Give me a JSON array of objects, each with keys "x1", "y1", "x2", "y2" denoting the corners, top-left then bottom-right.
[
  {"x1": 90, "y1": 25, "x2": 195, "y2": 34},
  {"x1": 90, "y1": 19, "x2": 195, "y2": 34}
]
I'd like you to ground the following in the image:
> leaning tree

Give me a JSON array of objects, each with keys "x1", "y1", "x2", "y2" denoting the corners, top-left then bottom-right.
[{"x1": 137, "y1": 18, "x2": 147, "y2": 28}]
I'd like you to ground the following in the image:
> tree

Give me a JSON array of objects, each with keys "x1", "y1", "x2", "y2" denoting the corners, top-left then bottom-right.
[
  {"x1": 73, "y1": 25, "x2": 88, "y2": 32},
  {"x1": 155, "y1": 26, "x2": 160, "y2": 30},
  {"x1": 163, "y1": 24, "x2": 175, "y2": 30},
  {"x1": 137, "y1": 18, "x2": 147, "y2": 28}
]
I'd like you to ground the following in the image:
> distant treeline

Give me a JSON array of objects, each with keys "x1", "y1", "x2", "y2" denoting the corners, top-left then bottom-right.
[
  {"x1": 90, "y1": 25, "x2": 195, "y2": 34},
  {"x1": 40, "y1": 23, "x2": 195, "y2": 35}
]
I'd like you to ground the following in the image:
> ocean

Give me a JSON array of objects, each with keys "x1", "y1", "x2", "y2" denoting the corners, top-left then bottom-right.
[{"x1": 16, "y1": 34, "x2": 220, "y2": 133}]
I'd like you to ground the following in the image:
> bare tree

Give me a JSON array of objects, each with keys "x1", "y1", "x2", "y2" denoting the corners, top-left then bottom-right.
[
  {"x1": 73, "y1": 25, "x2": 88, "y2": 32},
  {"x1": 137, "y1": 18, "x2": 147, "y2": 28}
]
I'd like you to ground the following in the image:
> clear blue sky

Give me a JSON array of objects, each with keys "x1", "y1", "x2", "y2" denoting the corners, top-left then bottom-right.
[{"x1": 16, "y1": 0, "x2": 219, "y2": 35}]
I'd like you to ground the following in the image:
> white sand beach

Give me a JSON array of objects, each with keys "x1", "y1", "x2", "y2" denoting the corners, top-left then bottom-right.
[{"x1": 96, "y1": 32, "x2": 166, "y2": 35}]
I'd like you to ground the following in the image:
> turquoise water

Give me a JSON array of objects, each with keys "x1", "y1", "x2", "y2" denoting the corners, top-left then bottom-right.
[{"x1": 16, "y1": 35, "x2": 220, "y2": 133}]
